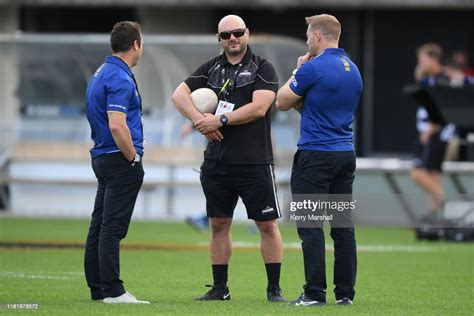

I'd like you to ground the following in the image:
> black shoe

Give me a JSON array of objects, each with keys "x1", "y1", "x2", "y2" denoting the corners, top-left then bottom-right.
[
  {"x1": 195, "y1": 284, "x2": 230, "y2": 301},
  {"x1": 289, "y1": 293, "x2": 326, "y2": 306},
  {"x1": 91, "y1": 297, "x2": 103, "y2": 301},
  {"x1": 336, "y1": 297, "x2": 353, "y2": 306},
  {"x1": 418, "y1": 212, "x2": 437, "y2": 225},
  {"x1": 91, "y1": 291, "x2": 103, "y2": 301},
  {"x1": 267, "y1": 286, "x2": 286, "y2": 302}
]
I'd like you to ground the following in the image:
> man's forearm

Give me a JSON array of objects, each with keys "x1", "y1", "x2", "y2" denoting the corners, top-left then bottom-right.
[
  {"x1": 225, "y1": 90, "x2": 275, "y2": 125},
  {"x1": 276, "y1": 76, "x2": 299, "y2": 111},
  {"x1": 110, "y1": 124, "x2": 136, "y2": 161},
  {"x1": 226, "y1": 101, "x2": 267, "y2": 125},
  {"x1": 172, "y1": 83, "x2": 223, "y2": 142},
  {"x1": 193, "y1": 102, "x2": 264, "y2": 133},
  {"x1": 172, "y1": 83, "x2": 204, "y2": 123}
]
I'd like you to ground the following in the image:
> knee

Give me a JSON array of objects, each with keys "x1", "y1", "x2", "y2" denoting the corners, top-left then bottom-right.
[
  {"x1": 410, "y1": 168, "x2": 424, "y2": 181},
  {"x1": 100, "y1": 228, "x2": 127, "y2": 241},
  {"x1": 210, "y1": 218, "x2": 232, "y2": 235},
  {"x1": 100, "y1": 219, "x2": 130, "y2": 240},
  {"x1": 256, "y1": 221, "x2": 279, "y2": 237},
  {"x1": 428, "y1": 170, "x2": 441, "y2": 179}
]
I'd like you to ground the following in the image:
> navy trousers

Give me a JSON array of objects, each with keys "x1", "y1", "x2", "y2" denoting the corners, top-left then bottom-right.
[
  {"x1": 84, "y1": 152, "x2": 144, "y2": 299},
  {"x1": 291, "y1": 150, "x2": 357, "y2": 302}
]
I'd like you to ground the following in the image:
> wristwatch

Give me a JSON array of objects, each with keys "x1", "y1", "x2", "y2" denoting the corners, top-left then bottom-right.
[
  {"x1": 129, "y1": 153, "x2": 142, "y2": 166},
  {"x1": 220, "y1": 114, "x2": 228, "y2": 127}
]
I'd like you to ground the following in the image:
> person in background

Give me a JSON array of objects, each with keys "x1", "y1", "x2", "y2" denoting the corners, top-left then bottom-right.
[
  {"x1": 444, "y1": 57, "x2": 474, "y2": 87},
  {"x1": 450, "y1": 49, "x2": 474, "y2": 77},
  {"x1": 411, "y1": 43, "x2": 451, "y2": 223},
  {"x1": 180, "y1": 122, "x2": 210, "y2": 231}
]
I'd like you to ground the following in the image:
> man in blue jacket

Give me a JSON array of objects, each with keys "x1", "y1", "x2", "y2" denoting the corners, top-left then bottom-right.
[
  {"x1": 277, "y1": 14, "x2": 363, "y2": 307},
  {"x1": 84, "y1": 21, "x2": 148, "y2": 304}
]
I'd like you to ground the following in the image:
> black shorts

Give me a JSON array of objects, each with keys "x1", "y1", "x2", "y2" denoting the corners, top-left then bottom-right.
[
  {"x1": 413, "y1": 132, "x2": 447, "y2": 172},
  {"x1": 200, "y1": 160, "x2": 281, "y2": 221}
]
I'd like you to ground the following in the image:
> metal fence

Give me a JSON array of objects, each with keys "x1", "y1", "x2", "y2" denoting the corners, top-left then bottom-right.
[{"x1": 0, "y1": 33, "x2": 305, "y2": 150}]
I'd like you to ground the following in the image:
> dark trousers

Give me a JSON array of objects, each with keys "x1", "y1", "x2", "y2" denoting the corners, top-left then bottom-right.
[
  {"x1": 291, "y1": 150, "x2": 357, "y2": 302},
  {"x1": 84, "y1": 152, "x2": 144, "y2": 299}
]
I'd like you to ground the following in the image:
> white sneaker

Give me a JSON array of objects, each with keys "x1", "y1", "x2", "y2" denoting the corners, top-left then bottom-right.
[
  {"x1": 103, "y1": 292, "x2": 150, "y2": 304},
  {"x1": 336, "y1": 297, "x2": 353, "y2": 306}
]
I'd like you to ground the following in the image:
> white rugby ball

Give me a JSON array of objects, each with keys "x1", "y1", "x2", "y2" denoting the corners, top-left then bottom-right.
[{"x1": 191, "y1": 88, "x2": 218, "y2": 114}]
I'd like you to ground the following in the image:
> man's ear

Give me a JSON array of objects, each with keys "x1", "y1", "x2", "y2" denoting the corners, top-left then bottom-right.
[
  {"x1": 316, "y1": 31, "x2": 322, "y2": 42},
  {"x1": 217, "y1": 34, "x2": 221, "y2": 42}
]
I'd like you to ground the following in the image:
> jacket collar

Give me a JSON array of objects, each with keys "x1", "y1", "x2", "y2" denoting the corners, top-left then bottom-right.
[
  {"x1": 322, "y1": 48, "x2": 345, "y2": 55},
  {"x1": 105, "y1": 55, "x2": 133, "y2": 77}
]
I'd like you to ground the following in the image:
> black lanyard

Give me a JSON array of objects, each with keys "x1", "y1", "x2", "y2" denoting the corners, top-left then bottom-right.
[{"x1": 219, "y1": 63, "x2": 244, "y2": 102}]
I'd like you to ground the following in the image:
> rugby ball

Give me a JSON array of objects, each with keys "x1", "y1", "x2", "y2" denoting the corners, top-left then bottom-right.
[{"x1": 191, "y1": 88, "x2": 218, "y2": 114}]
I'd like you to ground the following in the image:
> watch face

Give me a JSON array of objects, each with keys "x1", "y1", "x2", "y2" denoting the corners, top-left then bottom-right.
[{"x1": 220, "y1": 115, "x2": 228, "y2": 125}]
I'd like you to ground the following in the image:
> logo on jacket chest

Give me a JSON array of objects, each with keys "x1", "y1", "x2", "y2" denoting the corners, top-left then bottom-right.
[
  {"x1": 208, "y1": 63, "x2": 257, "y2": 88},
  {"x1": 239, "y1": 70, "x2": 252, "y2": 77}
]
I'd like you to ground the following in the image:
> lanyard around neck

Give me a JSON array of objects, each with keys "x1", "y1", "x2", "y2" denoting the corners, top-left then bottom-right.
[{"x1": 218, "y1": 63, "x2": 244, "y2": 101}]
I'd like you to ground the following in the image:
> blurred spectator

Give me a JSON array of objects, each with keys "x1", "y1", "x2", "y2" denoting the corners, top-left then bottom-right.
[
  {"x1": 411, "y1": 43, "x2": 450, "y2": 222},
  {"x1": 180, "y1": 121, "x2": 209, "y2": 231},
  {"x1": 450, "y1": 50, "x2": 474, "y2": 77},
  {"x1": 444, "y1": 57, "x2": 474, "y2": 87},
  {"x1": 180, "y1": 121, "x2": 194, "y2": 139},
  {"x1": 186, "y1": 215, "x2": 209, "y2": 231}
]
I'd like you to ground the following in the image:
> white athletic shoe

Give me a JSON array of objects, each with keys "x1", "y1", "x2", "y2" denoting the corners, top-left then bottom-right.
[
  {"x1": 336, "y1": 297, "x2": 353, "y2": 306},
  {"x1": 103, "y1": 292, "x2": 150, "y2": 304}
]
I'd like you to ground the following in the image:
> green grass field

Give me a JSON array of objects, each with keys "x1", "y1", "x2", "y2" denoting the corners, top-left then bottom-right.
[{"x1": 0, "y1": 217, "x2": 473, "y2": 315}]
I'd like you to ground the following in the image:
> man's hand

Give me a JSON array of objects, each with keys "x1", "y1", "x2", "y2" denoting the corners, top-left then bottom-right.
[
  {"x1": 293, "y1": 99, "x2": 304, "y2": 113},
  {"x1": 204, "y1": 130, "x2": 224, "y2": 142},
  {"x1": 297, "y1": 52, "x2": 312, "y2": 68},
  {"x1": 195, "y1": 114, "x2": 222, "y2": 134}
]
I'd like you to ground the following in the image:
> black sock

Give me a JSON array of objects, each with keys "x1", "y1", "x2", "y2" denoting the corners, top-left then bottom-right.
[
  {"x1": 265, "y1": 263, "x2": 281, "y2": 289},
  {"x1": 212, "y1": 264, "x2": 228, "y2": 288}
]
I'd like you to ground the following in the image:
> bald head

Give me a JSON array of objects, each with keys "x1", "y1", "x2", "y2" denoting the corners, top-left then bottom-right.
[{"x1": 218, "y1": 15, "x2": 246, "y2": 33}]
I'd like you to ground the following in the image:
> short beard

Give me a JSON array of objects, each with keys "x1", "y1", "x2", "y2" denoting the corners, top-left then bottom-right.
[{"x1": 225, "y1": 43, "x2": 246, "y2": 56}]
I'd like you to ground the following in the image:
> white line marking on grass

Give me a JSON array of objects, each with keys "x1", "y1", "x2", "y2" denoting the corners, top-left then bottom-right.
[
  {"x1": 54, "y1": 271, "x2": 83, "y2": 275},
  {"x1": 356, "y1": 245, "x2": 435, "y2": 252},
  {"x1": 198, "y1": 241, "x2": 436, "y2": 253},
  {"x1": 0, "y1": 271, "x2": 82, "y2": 280}
]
